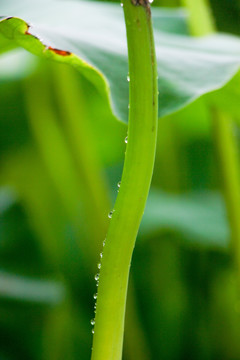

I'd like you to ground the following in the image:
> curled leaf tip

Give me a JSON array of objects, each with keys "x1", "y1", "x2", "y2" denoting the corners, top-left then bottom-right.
[{"x1": 23, "y1": 22, "x2": 71, "y2": 56}]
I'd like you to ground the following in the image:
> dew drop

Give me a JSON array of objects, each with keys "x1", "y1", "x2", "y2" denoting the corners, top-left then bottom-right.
[
  {"x1": 97, "y1": 263, "x2": 101, "y2": 270},
  {"x1": 95, "y1": 273, "x2": 100, "y2": 281},
  {"x1": 117, "y1": 181, "x2": 121, "y2": 188},
  {"x1": 93, "y1": 293, "x2": 97, "y2": 299},
  {"x1": 100, "y1": 252, "x2": 103, "y2": 258},
  {"x1": 125, "y1": 136, "x2": 128, "y2": 144},
  {"x1": 103, "y1": 239, "x2": 106, "y2": 247},
  {"x1": 127, "y1": 74, "x2": 130, "y2": 82},
  {"x1": 108, "y1": 210, "x2": 115, "y2": 218},
  {"x1": 92, "y1": 329, "x2": 95, "y2": 334},
  {"x1": 96, "y1": 281, "x2": 99, "y2": 287},
  {"x1": 90, "y1": 319, "x2": 95, "y2": 326},
  {"x1": 120, "y1": 2, "x2": 123, "y2": 6}
]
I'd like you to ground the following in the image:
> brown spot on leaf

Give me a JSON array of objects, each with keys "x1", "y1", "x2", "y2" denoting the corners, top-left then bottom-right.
[
  {"x1": 48, "y1": 46, "x2": 71, "y2": 56},
  {"x1": 24, "y1": 25, "x2": 40, "y2": 41},
  {"x1": 24, "y1": 23, "x2": 30, "y2": 35}
]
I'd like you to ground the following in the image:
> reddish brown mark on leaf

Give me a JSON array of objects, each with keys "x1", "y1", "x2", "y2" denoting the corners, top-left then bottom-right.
[
  {"x1": 23, "y1": 23, "x2": 71, "y2": 56},
  {"x1": 48, "y1": 46, "x2": 71, "y2": 56},
  {"x1": 25, "y1": 25, "x2": 39, "y2": 40},
  {"x1": 25, "y1": 23, "x2": 30, "y2": 35},
  {"x1": 4, "y1": 18, "x2": 72, "y2": 57}
]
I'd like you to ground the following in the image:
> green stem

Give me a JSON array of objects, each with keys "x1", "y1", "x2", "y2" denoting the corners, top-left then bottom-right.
[
  {"x1": 183, "y1": 0, "x2": 240, "y2": 276},
  {"x1": 212, "y1": 112, "x2": 240, "y2": 272},
  {"x1": 182, "y1": 0, "x2": 215, "y2": 36},
  {"x1": 91, "y1": 0, "x2": 158, "y2": 359}
]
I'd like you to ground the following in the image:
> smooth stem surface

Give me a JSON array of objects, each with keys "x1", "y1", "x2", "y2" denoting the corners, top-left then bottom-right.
[
  {"x1": 212, "y1": 113, "x2": 240, "y2": 273},
  {"x1": 182, "y1": 0, "x2": 215, "y2": 36},
  {"x1": 184, "y1": 0, "x2": 240, "y2": 275},
  {"x1": 91, "y1": 0, "x2": 158, "y2": 359}
]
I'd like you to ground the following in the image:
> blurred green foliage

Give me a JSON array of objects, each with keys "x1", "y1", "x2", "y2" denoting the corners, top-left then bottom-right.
[{"x1": 0, "y1": 0, "x2": 240, "y2": 359}]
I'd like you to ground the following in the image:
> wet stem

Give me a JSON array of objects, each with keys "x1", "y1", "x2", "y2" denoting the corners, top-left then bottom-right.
[{"x1": 90, "y1": 1, "x2": 158, "y2": 359}]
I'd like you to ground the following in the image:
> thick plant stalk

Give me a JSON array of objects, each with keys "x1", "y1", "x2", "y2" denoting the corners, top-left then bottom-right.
[
  {"x1": 212, "y1": 113, "x2": 240, "y2": 273},
  {"x1": 183, "y1": 0, "x2": 240, "y2": 274},
  {"x1": 91, "y1": 0, "x2": 158, "y2": 359},
  {"x1": 182, "y1": 0, "x2": 215, "y2": 36}
]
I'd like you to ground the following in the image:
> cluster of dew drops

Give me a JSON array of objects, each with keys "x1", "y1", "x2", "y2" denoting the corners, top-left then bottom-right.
[
  {"x1": 90, "y1": 179, "x2": 124, "y2": 334},
  {"x1": 90, "y1": 73, "x2": 130, "y2": 335},
  {"x1": 90, "y1": 183, "x2": 123, "y2": 334},
  {"x1": 91, "y1": 240, "x2": 104, "y2": 334}
]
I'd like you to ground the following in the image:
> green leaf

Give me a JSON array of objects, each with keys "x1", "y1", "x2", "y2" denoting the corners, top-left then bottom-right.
[
  {"x1": 0, "y1": 1, "x2": 240, "y2": 123},
  {"x1": 141, "y1": 190, "x2": 230, "y2": 249}
]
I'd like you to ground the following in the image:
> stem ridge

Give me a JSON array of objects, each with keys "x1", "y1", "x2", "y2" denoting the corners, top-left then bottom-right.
[{"x1": 91, "y1": 1, "x2": 158, "y2": 359}]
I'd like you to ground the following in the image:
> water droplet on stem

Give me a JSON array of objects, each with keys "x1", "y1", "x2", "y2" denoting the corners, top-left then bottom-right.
[{"x1": 108, "y1": 210, "x2": 115, "y2": 218}]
